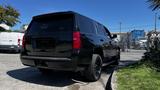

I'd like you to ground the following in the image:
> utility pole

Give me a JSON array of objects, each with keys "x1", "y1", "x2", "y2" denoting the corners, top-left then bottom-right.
[
  {"x1": 119, "y1": 22, "x2": 122, "y2": 37},
  {"x1": 119, "y1": 22, "x2": 122, "y2": 42},
  {"x1": 155, "y1": 13, "x2": 157, "y2": 32},
  {"x1": 119, "y1": 22, "x2": 122, "y2": 45},
  {"x1": 119, "y1": 22, "x2": 125, "y2": 51}
]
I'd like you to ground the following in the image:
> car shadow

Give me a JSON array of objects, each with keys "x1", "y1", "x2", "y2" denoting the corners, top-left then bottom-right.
[
  {"x1": 102, "y1": 65, "x2": 115, "y2": 74},
  {"x1": 0, "y1": 50, "x2": 20, "y2": 54},
  {"x1": 7, "y1": 66, "x2": 115, "y2": 87},
  {"x1": 7, "y1": 67, "x2": 78, "y2": 87}
]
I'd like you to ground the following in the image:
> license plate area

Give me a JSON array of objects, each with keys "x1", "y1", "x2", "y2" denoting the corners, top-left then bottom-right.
[{"x1": 36, "y1": 39, "x2": 55, "y2": 49}]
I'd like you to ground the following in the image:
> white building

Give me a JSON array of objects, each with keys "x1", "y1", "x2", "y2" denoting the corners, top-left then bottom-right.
[
  {"x1": 0, "y1": 23, "x2": 10, "y2": 30},
  {"x1": 111, "y1": 32, "x2": 127, "y2": 42}
]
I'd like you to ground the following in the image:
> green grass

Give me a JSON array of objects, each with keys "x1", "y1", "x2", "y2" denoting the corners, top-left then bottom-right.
[{"x1": 117, "y1": 63, "x2": 160, "y2": 90}]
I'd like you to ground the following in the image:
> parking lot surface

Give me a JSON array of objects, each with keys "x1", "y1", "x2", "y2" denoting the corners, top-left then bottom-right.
[{"x1": 0, "y1": 50, "x2": 145, "y2": 90}]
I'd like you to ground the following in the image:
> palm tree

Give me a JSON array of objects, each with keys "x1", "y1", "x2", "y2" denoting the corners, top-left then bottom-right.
[
  {"x1": 148, "y1": 0, "x2": 160, "y2": 10},
  {"x1": 0, "y1": 5, "x2": 20, "y2": 27}
]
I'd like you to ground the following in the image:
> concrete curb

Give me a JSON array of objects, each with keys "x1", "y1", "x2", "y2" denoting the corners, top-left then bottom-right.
[
  {"x1": 111, "y1": 62, "x2": 139, "y2": 90},
  {"x1": 111, "y1": 68, "x2": 117, "y2": 90}
]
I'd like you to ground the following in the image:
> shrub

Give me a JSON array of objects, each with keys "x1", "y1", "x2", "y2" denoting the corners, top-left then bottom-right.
[{"x1": 143, "y1": 48, "x2": 160, "y2": 71}]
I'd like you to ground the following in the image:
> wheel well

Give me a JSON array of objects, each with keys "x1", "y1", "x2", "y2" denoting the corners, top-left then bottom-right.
[{"x1": 93, "y1": 48, "x2": 104, "y2": 60}]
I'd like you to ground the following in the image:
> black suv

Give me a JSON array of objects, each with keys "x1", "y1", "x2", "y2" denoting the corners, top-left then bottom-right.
[{"x1": 20, "y1": 11, "x2": 120, "y2": 81}]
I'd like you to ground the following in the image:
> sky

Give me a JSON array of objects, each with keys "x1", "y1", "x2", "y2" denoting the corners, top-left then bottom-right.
[{"x1": 0, "y1": 0, "x2": 159, "y2": 32}]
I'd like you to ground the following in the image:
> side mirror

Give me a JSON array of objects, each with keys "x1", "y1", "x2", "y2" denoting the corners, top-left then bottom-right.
[{"x1": 112, "y1": 34, "x2": 117, "y2": 39}]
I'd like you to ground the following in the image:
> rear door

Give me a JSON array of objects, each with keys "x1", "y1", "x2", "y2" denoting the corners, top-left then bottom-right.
[
  {"x1": 25, "y1": 14, "x2": 74, "y2": 57},
  {"x1": 95, "y1": 24, "x2": 112, "y2": 62},
  {"x1": 103, "y1": 27, "x2": 116, "y2": 57}
]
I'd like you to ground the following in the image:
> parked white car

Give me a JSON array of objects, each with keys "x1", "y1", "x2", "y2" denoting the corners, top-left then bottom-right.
[
  {"x1": 0, "y1": 32, "x2": 24, "y2": 52},
  {"x1": 137, "y1": 37, "x2": 147, "y2": 49}
]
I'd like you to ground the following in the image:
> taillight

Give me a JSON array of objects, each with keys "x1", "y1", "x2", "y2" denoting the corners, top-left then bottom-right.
[
  {"x1": 18, "y1": 39, "x2": 20, "y2": 46},
  {"x1": 73, "y1": 31, "x2": 81, "y2": 49},
  {"x1": 22, "y1": 36, "x2": 25, "y2": 48}
]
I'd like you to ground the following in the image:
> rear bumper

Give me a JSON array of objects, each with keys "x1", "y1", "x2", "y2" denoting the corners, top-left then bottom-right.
[
  {"x1": 20, "y1": 55, "x2": 83, "y2": 71},
  {"x1": 0, "y1": 45, "x2": 21, "y2": 51}
]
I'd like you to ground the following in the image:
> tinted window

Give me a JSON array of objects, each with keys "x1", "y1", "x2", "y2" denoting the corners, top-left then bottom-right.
[
  {"x1": 104, "y1": 27, "x2": 112, "y2": 38},
  {"x1": 77, "y1": 15, "x2": 95, "y2": 34},
  {"x1": 27, "y1": 14, "x2": 73, "y2": 36},
  {"x1": 96, "y1": 24, "x2": 106, "y2": 36}
]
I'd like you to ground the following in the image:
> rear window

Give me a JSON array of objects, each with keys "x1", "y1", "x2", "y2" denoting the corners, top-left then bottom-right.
[{"x1": 26, "y1": 14, "x2": 74, "y2": 35}]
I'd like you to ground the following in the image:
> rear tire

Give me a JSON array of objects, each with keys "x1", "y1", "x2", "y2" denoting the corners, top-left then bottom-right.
[{"x1": 84, "y1": 54, "x2": 102, "y2": 82}]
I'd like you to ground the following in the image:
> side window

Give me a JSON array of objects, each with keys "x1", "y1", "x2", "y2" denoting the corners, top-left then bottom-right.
[
  {"x1": 101, "y1": 26, "x2": 108, "y2": 37},
  {"x1": 104, "y1": 27, "x2": 112, "y2": 39},
  {"x1": 77, "y1": 15, "x2": 95, "y2": 34},
  {"x1": 96, "y1": 24, "x2": 106, "y2": 36}
]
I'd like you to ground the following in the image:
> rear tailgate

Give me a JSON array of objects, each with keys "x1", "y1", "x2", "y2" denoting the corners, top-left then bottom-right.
[{"x1": 25, "y1": 14, "x2": 74, "y2": 57}]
